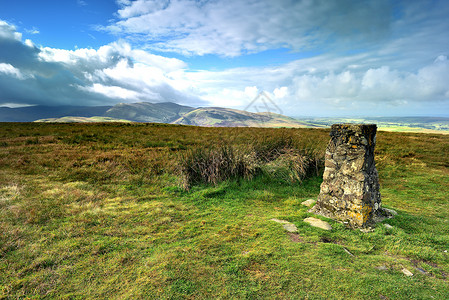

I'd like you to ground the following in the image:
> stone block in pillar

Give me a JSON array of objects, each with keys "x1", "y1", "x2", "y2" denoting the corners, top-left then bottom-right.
[{"x1": 311, "y1": 124, "x2": 383, "y2": 228}]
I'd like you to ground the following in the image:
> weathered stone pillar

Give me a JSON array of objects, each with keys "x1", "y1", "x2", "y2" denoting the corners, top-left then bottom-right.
[{"x1": 311, "y1": 124, "x2": 382, "y2": 227}]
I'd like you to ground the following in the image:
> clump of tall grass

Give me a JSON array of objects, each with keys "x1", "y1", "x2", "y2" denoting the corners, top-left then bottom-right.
[
  {"x1": 178, "y1": 145, "x2": 258, "y2": 189},
  {"x1": 252, "y1": 134, "x2": 294, "y2": 162},
  {"x1": 179, "y1": 135, "x2": 324, "y2": 189},
  {"x1": 261, "y1": 148, "x2": 312, "y2": 184}
]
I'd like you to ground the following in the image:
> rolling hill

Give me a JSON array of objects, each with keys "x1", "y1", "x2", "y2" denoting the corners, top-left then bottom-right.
[
  {"x1": 34, "y1": 116, "x2": 132, "y2": 123},
  {"x1": 103, "y1": 102, "x2": 195, "y2": 123},
  {"x1": 0, "y1": 105, "x2": 112, "y2": 122},
  {"x1": 26, "y1": 102, "x2": 315, "y2": 128},
  {"x1": 172, "y1": 107, "x2": 313, "y2": 128}
]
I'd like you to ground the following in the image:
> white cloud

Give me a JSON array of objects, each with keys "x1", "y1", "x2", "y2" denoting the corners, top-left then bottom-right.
[
  {"x1": 92, "y1": 1, "x2": 449, "y2": 115},
  {"x1": 175, "y1": 51, "x2": 449, "y2": 115},
  {"x1": 24, "y1": 39, "x2": 35, "y2": 47},
  {"x1": 81, "y1": 83, "x2": 140, "y2": 100},
  {"x1": 0, "y1": 63, "x2": 28, "y2": 80},
  {"x1": 102, "y1": 0, "x2": 398, "y2": 57},
  {"x1": 273, "y1": 87, "x2": 288, "y2": 99},
  {"x1": 25, "y1": 27, "x2": 40, "y2": 35},
  {"x1": 244, "y1": 86, "x2": 259, "y2": 99},
  {"x1": 117, "y1": 0, "x2": 168, "y2": 19},
  {"x1": 109, "y1": 41, "x2": 187, "y2": 71},
  {"x1": 116, "y1": 0, "x2": 132, "y2": 7},
  {"x1": 0, "y1": 20, "x2": 22, "y2": 41},
  {"x1": 38, "y1": 40, "x2": 186, "y2": 72}
]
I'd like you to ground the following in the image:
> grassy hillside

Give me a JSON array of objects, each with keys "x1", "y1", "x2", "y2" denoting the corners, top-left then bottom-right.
[
  {"x1": 103, "y1": 102, "x2": 195, "y2": 123},
  {"x1": 174, "y1": 107, "x2": 314, "y2": 128},
  {"x1": 0, "y1": 105, "x2": 112, "y2": 122},
  {"x1": 0, "y1": 123, "x2": 448, "y2": 299},
  {"x1": 34, "y1": 116, "x2": 132, "y2": 123}
]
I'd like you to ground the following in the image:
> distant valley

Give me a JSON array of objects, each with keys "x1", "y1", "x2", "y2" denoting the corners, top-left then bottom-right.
[{"x1": 296, "y1": 116, "x2": 449, "y2": 134}]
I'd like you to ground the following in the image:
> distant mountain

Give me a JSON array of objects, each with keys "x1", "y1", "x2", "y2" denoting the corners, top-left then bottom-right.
[
  {"x1": 103, "y1": 102, "x2": 195, "y2": 123},
  {"x1": 0, "y1": 105, "x2": 111, "y2": 122},
  {"x1": 27, "y1": 103, "x2": 314, "y2": 128},
  {"x1": 5, "y1": 102, "x2": 448, "y2": 133},
  {"x1": 173, "y1": 107, "x2": 313, "y2": 128}
]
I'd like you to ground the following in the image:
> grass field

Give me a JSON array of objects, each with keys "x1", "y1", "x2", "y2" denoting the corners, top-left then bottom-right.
[
  {"x1": 0, "y1": 123, "x2": 448, "y2": 299},
  {"x1": 296, "y1": 117, "x2": 449, "y2": 134}
]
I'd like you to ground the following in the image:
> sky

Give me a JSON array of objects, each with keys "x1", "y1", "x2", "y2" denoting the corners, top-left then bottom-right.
[{"x1": 0, "y1": 0, "x2": 449, "y2": 117}]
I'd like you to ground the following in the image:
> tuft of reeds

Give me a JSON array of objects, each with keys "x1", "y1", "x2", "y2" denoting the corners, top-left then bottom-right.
[
  {"x1": 179, "y1": 135, "x2": 324, "y2": 189},
  {"x1": 178, "y1": 145, "x2": 259, "y2": 189},
  {"x1": 261, "y1": 148, "x2": 311, "y2": 184},
  {"x1": 252, "y1": 134, "x2": 294, "y2": 162}
]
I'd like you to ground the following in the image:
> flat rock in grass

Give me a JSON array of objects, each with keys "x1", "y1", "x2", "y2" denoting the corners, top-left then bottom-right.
[
  {"x1": 384, "y1": 223, "x2": 393, "y2": 229},
  {"x1": 303, "y1": 217, "x2": 332, "y2": 230},
  {"x1": 401, "y1": 268, "x2": 413, "y2": 277},
  {"x1": 383, "y1": 208, "x2": 398, "y2": 216},
  {"x1": 270, "y1": 218, "x2": 298, "y2": 233},
  {"x1": 282, "y1": 223, "x2": 298, "y2": 233},
  {"x1": 301, "y1": 199, "x2": 316, "y2": 207}
]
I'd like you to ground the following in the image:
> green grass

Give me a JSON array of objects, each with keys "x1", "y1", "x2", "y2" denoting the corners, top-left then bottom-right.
[
  {"x1": 297, "y1": 117, "x2": 449, "y2": 134},
  {"x1": 0, "y1": 123, "x2": 448, "y2": 299}
]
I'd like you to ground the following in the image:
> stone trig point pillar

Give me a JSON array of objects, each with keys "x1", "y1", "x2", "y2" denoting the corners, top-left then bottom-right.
[{"x1": 311, "y1": 124, "x2": 383, "y2": 228}]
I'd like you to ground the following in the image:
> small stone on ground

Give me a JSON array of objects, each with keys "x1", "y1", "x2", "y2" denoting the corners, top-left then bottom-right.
[
  {"x1": 301, "y1": 199, "x2": 316, "y2": 207},
  {"x1": 282, "y1": 223, "x2": 298, "y2": 233},
  {"x1": 384, "y1": 224, "x2": 393, "y2": 229},
  {"x1": 270, "y1": 218, "x2": 298, "y2": 233},
  {"x1": 401, "y1": 268, "x2": 413, "y2": 277},
  {"x1": 383, "y1": 208, "x2": 398, "y2": 216},
  {"x1": 303, "y1": 217, "x2": 332, "y2": 230}
]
